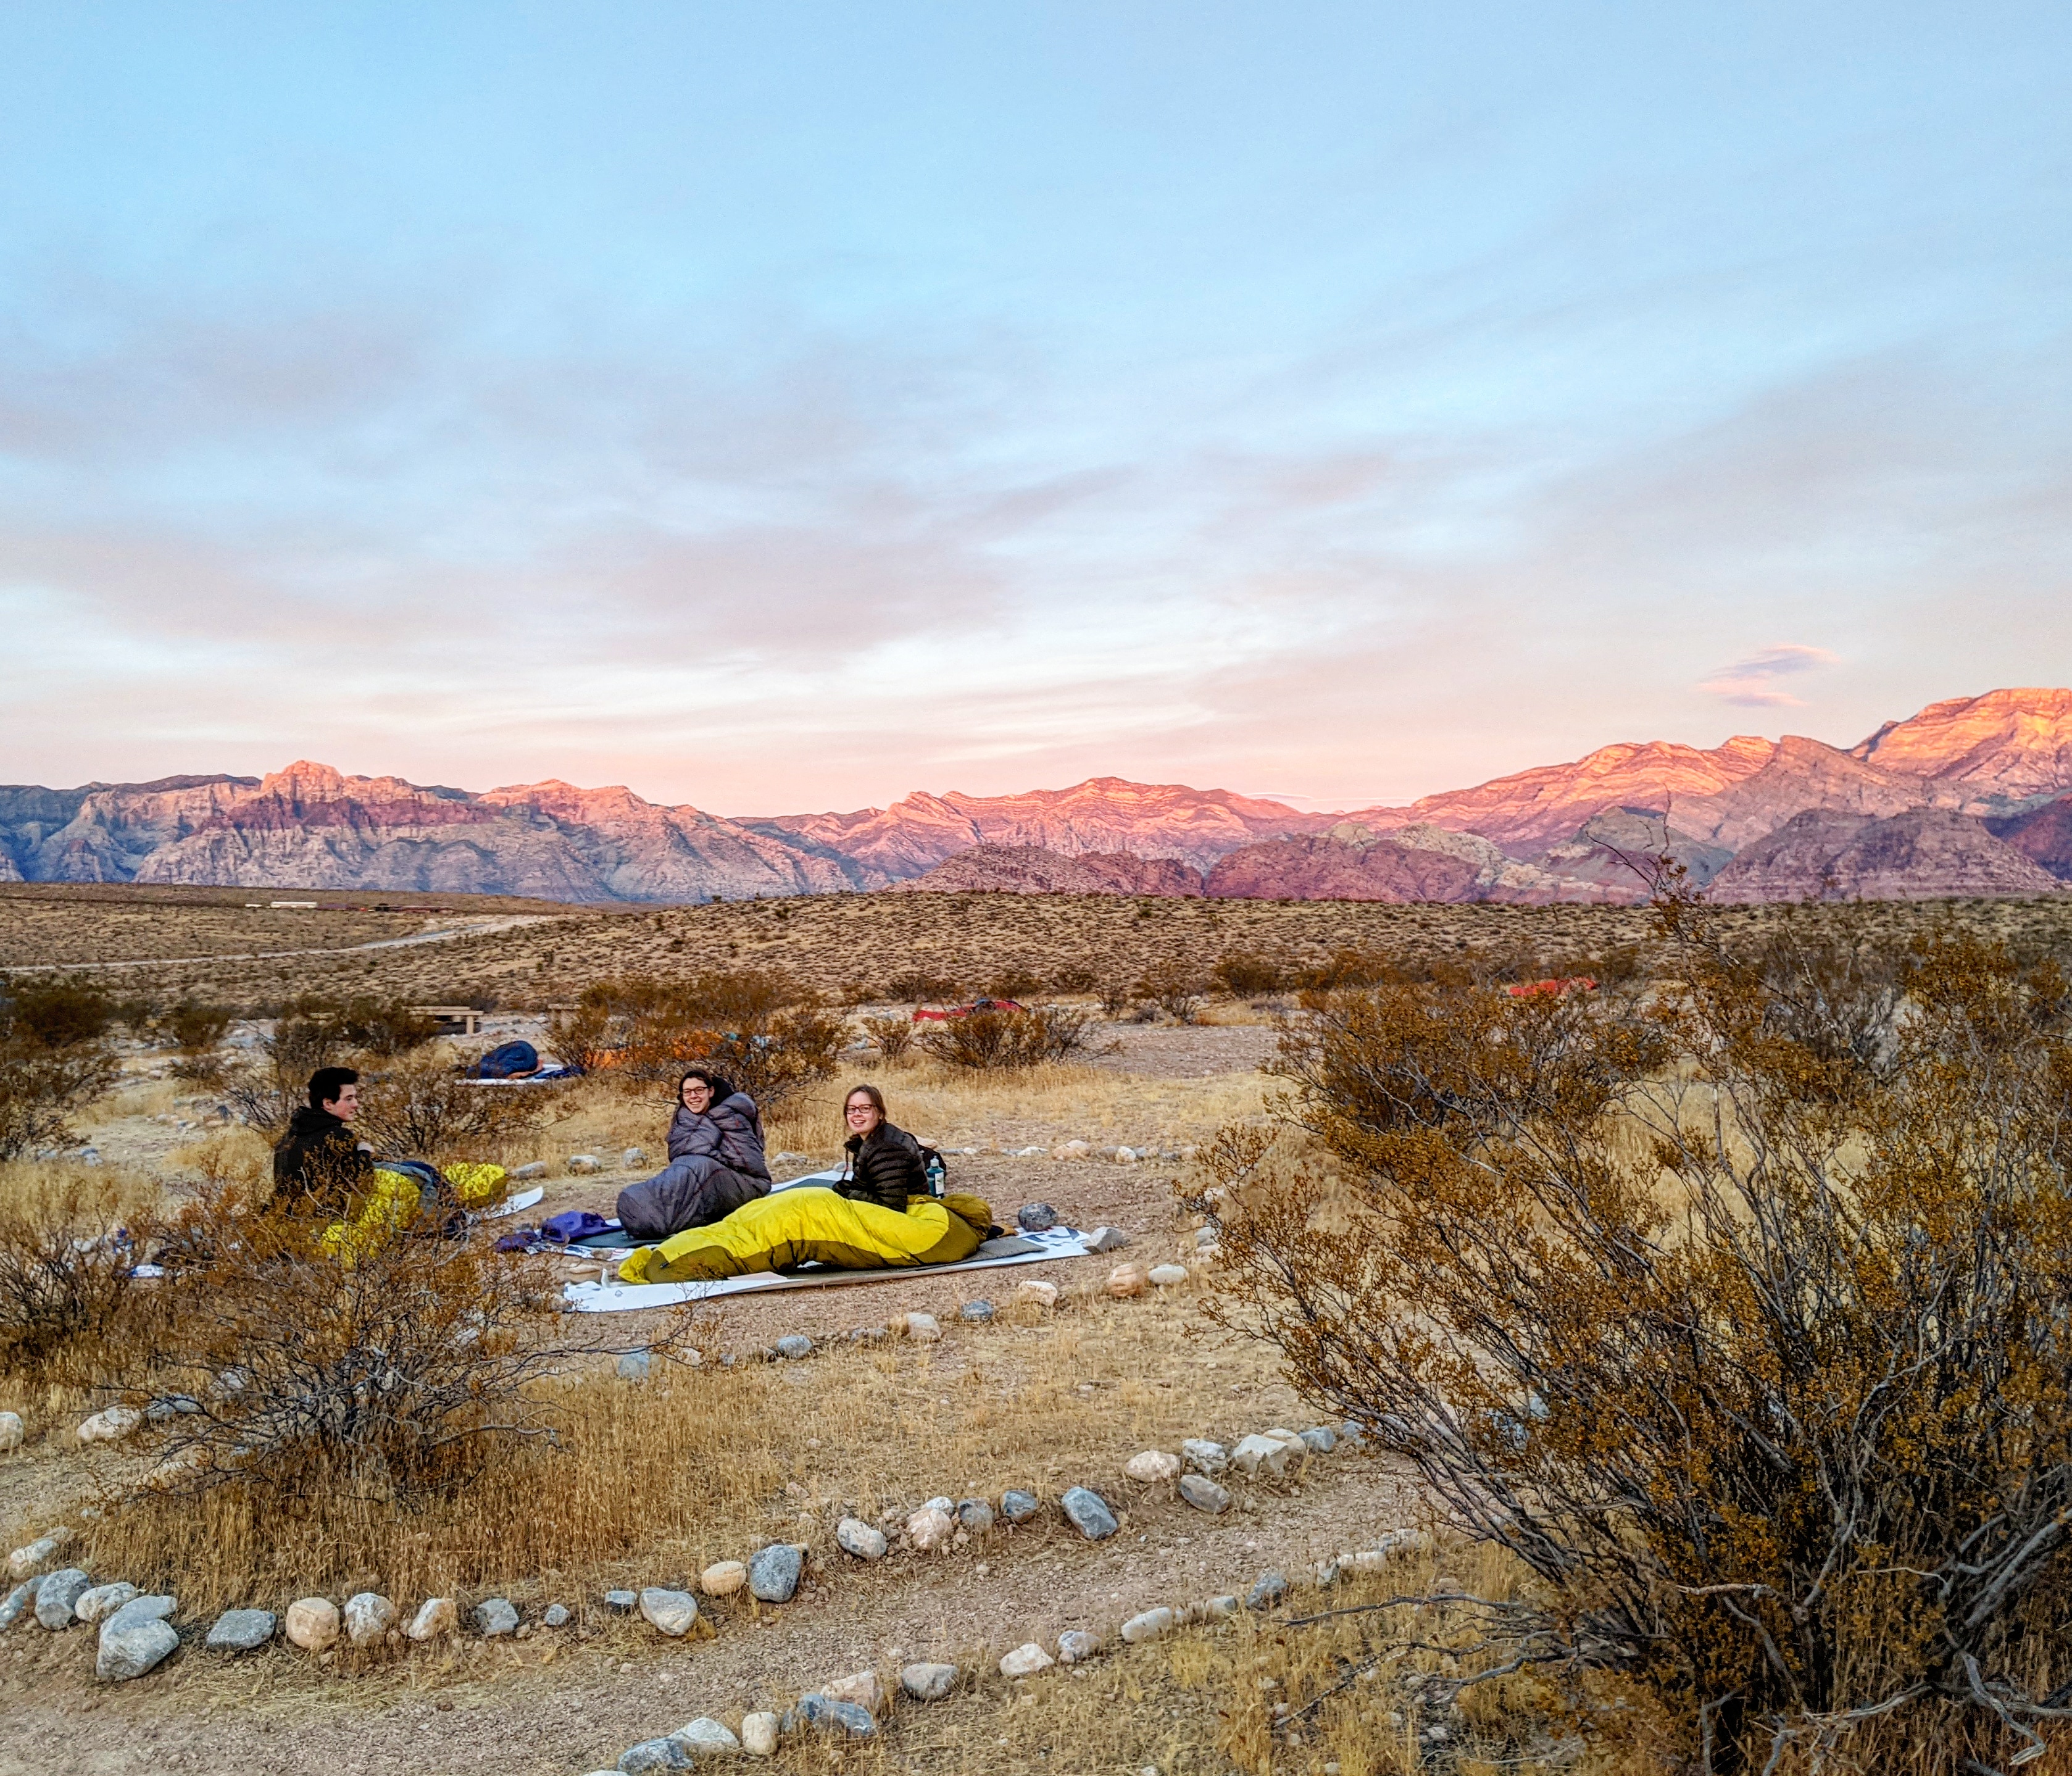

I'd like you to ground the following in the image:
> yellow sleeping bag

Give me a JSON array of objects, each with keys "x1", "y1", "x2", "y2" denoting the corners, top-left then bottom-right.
[
  {"x1": 318, "y1": 1161, "x2": 509, "y2": 1264},
  {"x1": 620, "y1": 1188, "x2": 996, "y2": 1286}
]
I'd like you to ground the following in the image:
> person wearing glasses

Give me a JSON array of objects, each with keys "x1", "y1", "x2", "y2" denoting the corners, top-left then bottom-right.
[{"x1": 615, "y1": 1067, "x2": 772, "y2": 1241}]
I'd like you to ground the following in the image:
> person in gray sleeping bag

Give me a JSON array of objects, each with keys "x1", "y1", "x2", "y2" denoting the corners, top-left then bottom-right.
[{"x1": 615, "y1": 1067, "x2": 773, "y2": 1241}]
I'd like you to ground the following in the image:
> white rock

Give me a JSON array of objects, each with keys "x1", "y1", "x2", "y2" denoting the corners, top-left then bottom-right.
[
  {"x1": 823, "y1": 1670, "x2": 883, "y2": 1715},
  {"x1": 284, "y1": 1596, "x2": 339, "y2": 1651},
  {"x1": 1055, "y1": 1140, "x2": 1091, "y2": 1159},
  {"x1": 741, "y1": 1712, "x2": 780, "y2": 1757},
  {"x1": 1231, "y1": 1433, "x2": 1291, "y2": 1478},
  {"x1": 639, "y1": 1588, "x2": 700, "y2": 1636},
  {"x1": 1115, "y1": 1147, "x2": 1138, "y2": 1164},
  {"x1": 567, "y1": 1154, "x2": 602, "y2": 1174},
  {"x1": 1085, "y1": 1225, "x2": 1130, "y2": 1253},
  {"x1": 1147, "y1": 1264, "x2": 1188, "y2": 1287},
  {"x1": 1181, "y1": 1438, "x2": 1229, "y2": 1476},
  {"x1": 76, "y1": 1406, "x2": 143, "y2": 1445},
  {"x1": 73, "y1": 1582, "x2": 138, "y2": 1624},
  {"x1": 1121, "y1": 1607, "x2": 1176, "y2": 1645},
  {"x1": 343, "y1": 1592, "x2": 395, "y2": 1646},
  {"x1": 6, "y1": 1530, "x2": 70, "y2": 1578},
  {"x1": 1124, "y1": 1450, "x2": 1180, "y2": 1483},
  {"x1": 672, "y1": 1716, "x2": 741, "y2": 1756},
  {"x1": 0, "y1": 1412, "x2": 21, "y2": 1452},
  {"x1": 901, "y1": 1661, "x2": 958, "y2": 1702},
  {"x1": 621, "y1": 1148, "x2": 647, "y2": 1170},
  {"x1": 901, "y1": 1312, "x2": 941, "y2": 1342},
  {"x1": 905, "y1": 1507, "x2": 954, "y2": 1551},
  {"x1": 700, "y1": 1560, "x2": 747, "y2": 1596},
  {"x1": 999, "y1": 1641, "x2": 1055, "y2": 1678},
  {"x1": 96, "y1": 1614, "x2": 178, "y2": 1681},
  {"x1": 1263, "y1": 1427, "x2": 1307, "y2": 1451},
  {"x1": 1057, "y1": 1628, "x2": 1100, "y2": 1664},
  {"x1": 1013, "y1": 1279, "x2": 1059, "y2": 1309},
  {"x1": 405, "y1": 1596, "x2": 457, "y2": 1641},
  {"x1": 836, "y1": 1519, "x2": 888, "y2": 1561}
]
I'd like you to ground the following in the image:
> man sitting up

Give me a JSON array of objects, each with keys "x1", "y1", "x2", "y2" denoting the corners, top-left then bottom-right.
[{"x1": 270, "y1": 1065, "x2": 373, "y2": 1220}]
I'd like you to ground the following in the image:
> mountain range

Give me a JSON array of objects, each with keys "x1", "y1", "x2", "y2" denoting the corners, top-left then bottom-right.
[{"x1": 4, "y1": 687, "x2": 2070, "y2": 906}]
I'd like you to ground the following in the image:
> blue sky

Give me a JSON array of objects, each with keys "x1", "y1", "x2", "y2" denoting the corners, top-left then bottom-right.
[{"x1": 1, "y1": 3, "x2": 2067, "y2": 812}]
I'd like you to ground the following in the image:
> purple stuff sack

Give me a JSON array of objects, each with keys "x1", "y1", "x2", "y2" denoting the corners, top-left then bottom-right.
[{"x1": 541, "y1": 1209, "x2": 615, "y2": 1244}]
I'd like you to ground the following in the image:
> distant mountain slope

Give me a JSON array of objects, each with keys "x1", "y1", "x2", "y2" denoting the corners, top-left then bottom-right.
[
  {"x1": 1852, "y1": 688, "x2": 2072, "y2": 801},
  {"x1": 1986, "y1": 793, "x2": 2072, "y2": 880},
  {"x1": 1708, "y1": 809, "x2": 2064, "y2": 903},
  {"x1": 890, "y1": 845, "x2": 1205, "y2": 896}
]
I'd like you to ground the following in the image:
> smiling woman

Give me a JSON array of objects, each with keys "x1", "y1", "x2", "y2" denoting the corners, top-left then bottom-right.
[{"x1": 0, "y1": 6, "x2": 2068, "y2": 813}]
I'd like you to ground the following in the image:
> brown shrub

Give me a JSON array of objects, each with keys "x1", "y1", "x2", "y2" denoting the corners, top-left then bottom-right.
[
  {"x1": 860, "y1": 1013, "x2": 917, "y2": 1062},
  {"x1": 917, "y1": 1004, "x2": 1101, "y2": 1070},
  {"x1": 351, "y1": 1050, "x2": 552, "y2": 1161},
  {"x1": 1212, "y1": 948, "x2": 1289, "y2": 998},
  {"x1": 0, "y1": 1170, "x2": 159, "y2": 1382},
  {"x1": 1202, "y1": 900, "x2": 2072, "y2": 1772},
  {"x1": 1135, "y1": 958, "x2": 1210, "y2": 1023}
]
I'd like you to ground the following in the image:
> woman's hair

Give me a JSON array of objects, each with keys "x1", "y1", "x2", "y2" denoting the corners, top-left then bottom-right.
[
  {"x1": 676, "y1": 1067, "x2": 736, "y2": 1106},
  {"x1": 844, "y1": 1082, "x2": 888, "y2": 1128}
]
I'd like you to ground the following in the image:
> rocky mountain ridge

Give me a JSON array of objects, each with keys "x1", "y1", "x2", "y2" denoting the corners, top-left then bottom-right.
[{"x1": 3, "y1": 688, "x2": 2069, "y2": 904}]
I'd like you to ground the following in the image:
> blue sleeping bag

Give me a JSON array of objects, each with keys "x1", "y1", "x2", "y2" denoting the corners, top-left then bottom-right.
[{"x1": 468, "y1": 1040, "x2": 539, "y2": 1079}]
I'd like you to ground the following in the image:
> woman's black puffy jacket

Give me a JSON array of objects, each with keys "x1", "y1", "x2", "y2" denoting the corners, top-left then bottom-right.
[{"x1": 839, "y1": 1120, "x2": 928, "y2": 1214}]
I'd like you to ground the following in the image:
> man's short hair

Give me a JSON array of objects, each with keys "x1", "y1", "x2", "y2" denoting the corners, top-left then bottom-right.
[{"x1": 309, "y1": 1065, "x2": 360, "y2": 1111}]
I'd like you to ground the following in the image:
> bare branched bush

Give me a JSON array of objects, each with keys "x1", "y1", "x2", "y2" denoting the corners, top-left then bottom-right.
[
  {"x1": 886, "y1": 969, "x2": 964, "y2": 1004},
  {"x1": 1212, "y1": 948, "x2": 1289, "y2": 998},
  {"x1": 352, "y1": 1051, "x2": 551, "y2": 1161},
  {"x1": 0, "y1": 982, "x2": 121, "y2": 1159},
  {"x1": 1136, "y1": 959, "x2": 1210, "y2": 1023},
  {"x1": 1097, "y1": 977, "x2": 1134, "y2": 1017},
  {"x1": 0, "y1": 1170, "x2": 159, "y2": 1381},
  {"x1": 917, "y1": 1004, "x2": 1102, "y2": 1070},
  {"x1": 860, "y1": 1014, "x2": 916, "y2": 1063},
  {"x1": 551, "y1": 970, "x2": 841, "y2": 1106},
  {"x1": 1202, "y1": 898, "x2": 2072, "y2": 1772}
]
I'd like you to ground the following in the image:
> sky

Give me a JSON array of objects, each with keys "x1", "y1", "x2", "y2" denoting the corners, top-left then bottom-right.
[{"x1": 1, "y1": 3, "x2": 2068, "y2": 816}]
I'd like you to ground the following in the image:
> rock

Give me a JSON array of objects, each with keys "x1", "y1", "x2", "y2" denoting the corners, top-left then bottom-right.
[
  {"x1": 1105, "y1": 1263, "x2": 1149, "y2": 1298},
  {"x1": 786, "y1": 1693, "x2": 878, "y2": 1738},
  {"x1": 1121, "y1": 1607, "x2": 1176, "y2": 1645},
  {"x1": 1015, "y1": 1202, "x2": 1059, "y2": 1232},
  {"x1": 0, "y1": 1580, "x2": 40, "y2": 1632},
  {"x1": 1086, "y1": 1225, "x2": 1129, "y2": 1253},
  {"x1": 1202, "y1": 1594, "x2": 1241, "y2": 1619},
  {"x1": 955, "y1": 1498, "x2": 994, "y2": 1535},
  {"x1": 902, "y1": 1660, "x2": 959, "y2": 1702},
  {"x1": 97, "y1": 1613, "x2": 178, "y2": 1681},
  {"x1": 76, "y1": 1405, "x2": 143, "y2": 1445},
  {"x1": 1057, "y1": 1628, "x2": 1100, "y2": 1664},
  {"x1": 35, "y1": 1569, "x2": 91, "y2": 1629},
  {"x1": 1125, "y1": 1450, "x2": 1180, "y2": 1483},
  {"x1": 1147, "y1": 1264, "x2": 1188, "y2": 1287},
  {"x1": 622, "y1": 1148, "x2": 647, "y2": 1169},
  {"x1": 923, "y1": 1495, "x2": 954, "y2": 1512},
  {"x1": 905, "y1": 1507, "x2": 954, "y2": 1551},
  {"x1": 999, "y1": 1641, "x2": 1055, "y2": 1678},
  {"x1": 405, "y1": 1596, "x2": 457, "y2": 1641},
  {"x1": 73, "y1": 1582, "x2": 138, "y2": 1624},
  {"x1": 475, "y1": 1596, "x2": 520, "y2": 1637},
  {"x1": 1299, "y1": 1426, "x2": 1338, "y2": 1453},
  {"x1": 900, "y1": 1312, "x2": 941, "y2": 1342},
  {"x1": 639, "y1": 1588, "x2": 699, "y2": 1636},
  {"x1": 1056, "y1": 1140, "x2": 1091, "y2": 1159},
  {"x1": 672, "y1": 1716, "x2": 740, "y2": 1756},
  {"x1": 1194, "y1": 1226, "x2": 1219, "y2": 1248},
  {"x1": 144, "y1": 1393, "x2": 202, "y2": 1423},
  {"x1": 836, "y1": 1519, "x2": 888, "y2": 1561},
  {"x1": 0, "y1": 1412, "x2": 22, "y2": 1451},
  {"x1": 999, "y1": 1490, "x2": 1040, "y2": 1524},
  {"x1": 1179, "y1": 1474, "x2": 1231, "y2": 1514},
  {"x1": 701, "y1": 1559, "x2": 748, "y2": 1595},
  {"x1": 1262, "y1": 1426, "x2": 1307, "y2": 1451},
  {"x1": 740, "y1": 1712, "x2": 780, "y2": 1757},
  {"x1": 958, "y1": 1299, "x2": 994, "y2": 1324},
  {"x1": 1231, "y1": 1433, "x2": 1291, "y2": 1478},
  {"x1": 1247, "y1": 1571, "x2": 1289, "y2": 1611},
  {"x1": 1060, "y1": 1487, "x2": 1118, "y2": 1540},
  {"x1": 775, "y1": 1334, "x2": 813, "y2": 1360},
  {"x1": 7, "y1": 1530, "x2": 70, "y2": 1578},
  {"x1": 748, "y1": 1543, "x2": 803, "y2": 1603},
  {"x1": 603, "y1": 1589, "x2": 638, "y2": 1613},
  {"x1": 207, "y1": 1609, "x2": 276, "y2": 1653},
  {"x1": 618, "y1": 1737, "x2": 693, "y2": 1772},
  {"x1": 343, "y1": 1591, "x2": 396, "y2": 1646},
  {"x1": 285, "y1": 1596, "x2": 340, "y2": 1651},
  {"x1": 544, "y1": 1602, "x2": 571, "y2": 1628},
  {"x1": 1115, "y1": 1146, "x2": 1139, "y2": 1164},
  {"x1": 1182, "y1": 1438, "x2": 1229, "y2": 1475},
  {"x1": 617, "y1": 1350, "x2": 652, "y2": 1382},
  {"x1": 567, "y1": 1154, "x2": 602, "y2": 1174},
  {"x1": 510, "y1": 1161, "x2": 547, "y2": 1180},
  {"x1": 106, "y1": 1595, "x2": 175, "y2": 1629},
  {"x1": 1013, "y1": 1280, "x2": 1058, "y2": 1309},
  {"x1": 823, "y1": 1670, "x2": 883, "y2": 1715}
]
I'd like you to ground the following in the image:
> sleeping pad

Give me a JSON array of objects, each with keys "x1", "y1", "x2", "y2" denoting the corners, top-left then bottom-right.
[{"x1": 618, "y1": 1187, "x2": 996, "y2": 1286}]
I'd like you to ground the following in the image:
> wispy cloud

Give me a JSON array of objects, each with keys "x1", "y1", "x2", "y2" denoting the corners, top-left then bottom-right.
[{"x1": 1700, "y1": 645, "x2": 1840, "y2": 707}]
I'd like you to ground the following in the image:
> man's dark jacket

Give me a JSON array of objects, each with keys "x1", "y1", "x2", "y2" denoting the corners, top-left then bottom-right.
[{"x1": 270, "y1": 1106, "x2": 372, "y2": 1217}]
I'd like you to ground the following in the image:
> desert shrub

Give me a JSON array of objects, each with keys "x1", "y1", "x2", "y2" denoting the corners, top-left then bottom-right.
[
  {"x1": 1202, "y1": 901, "x2": 2072, "y2": 1770},
  {"x1": 1097, "y1": 977, "x2": 1135, "y2": 1017},
  {"x1": 351, "y1": 1051, "x2": 551, "y2": 1161},
  {"x1": 222, "y1": 1012, "x2": 346, "y2": 1136},
  {"x1": 1135, "y1": 959, "x2": 1210, "y2": 1023},
  {"x1": 0, "y1": 1039, "x2": 121, "y2": 1160},
  {"x1": 984, "y1": 964, "x2": 1048, "y2": 1001},
  {"x1": 167, "y1": 999, "x2": 235, "y2": 1085},
  {"x1": 918, "y1": 1004, "x2": 1099, "y2": 1070},
  {"x1": 552, "y1": 970, "x2": 841, "y2": 1107},
  {"x1": 1, "y1": 978, "x2": 115, "y2": 1049},
  {"x1": 885, "y1": 969, "x2": 963, "y2": 1004},
  {"x1": 1212, "y1": 948, "x2": 1288, "y2": 998},
  {"x1": 860, "y1": 1014, "x2": 916, "y2": 1063},
  {"x1": 0, "y1": 1170, "x2": 159, "y2": 1381},
  {"x1": 1047, "y1": 963, "x2": 1098, "y2": 995},
  {"x1": 1294, "y1": 944, "x2": 1399, "y2": 990}
]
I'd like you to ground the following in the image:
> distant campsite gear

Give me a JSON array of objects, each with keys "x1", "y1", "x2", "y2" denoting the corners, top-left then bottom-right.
[
  {"x1": 468, "y1": 1040, "x2": 540, "y2": 1078},
  {"x1": 910, "y1": 998, "x2": 1024, "y2": 1022}
]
